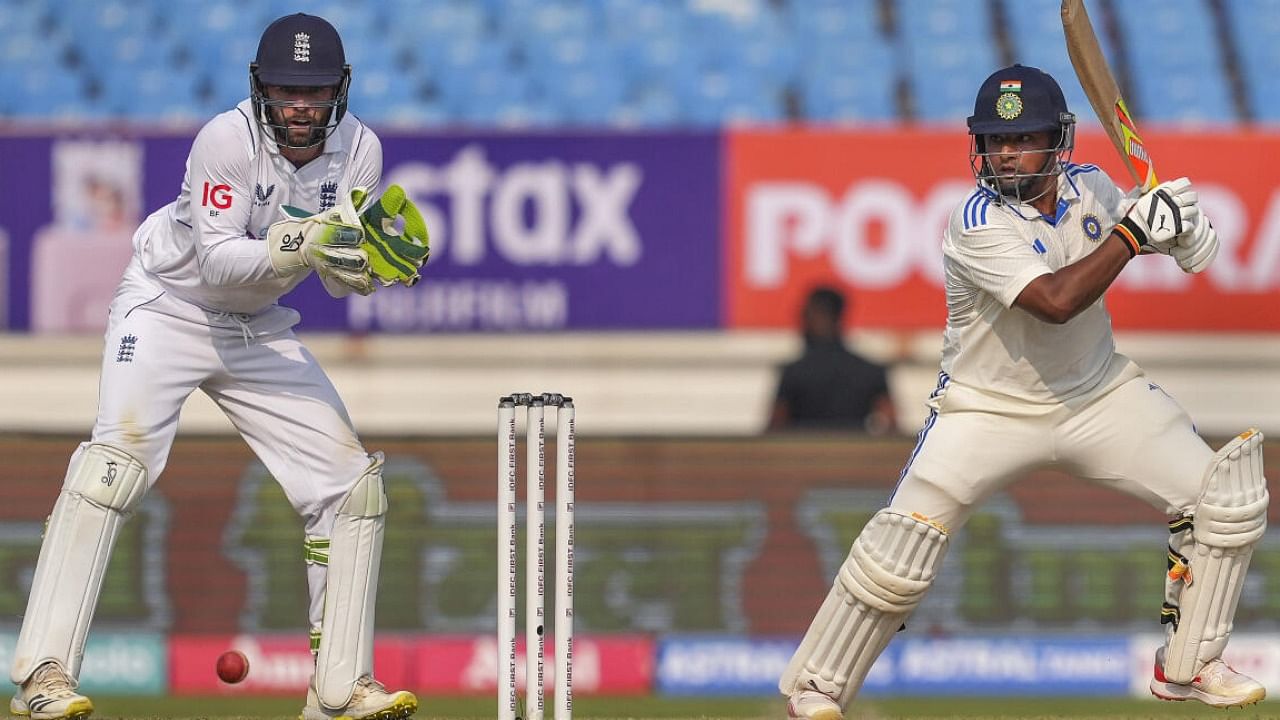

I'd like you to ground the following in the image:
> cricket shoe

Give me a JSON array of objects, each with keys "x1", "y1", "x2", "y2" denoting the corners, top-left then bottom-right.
[
  {"x1": 300, "y1": 675, "x2": 417, "y2": 720},
  {"x1": 1150, "y1": 647, "x2": 1266, "y2": 708},
  {"x1": 9, "y1": 662, "x2": 93, "y2": 720},
  {"x1": 787, "y1": 689, "x2": 843, "y2": 720}
]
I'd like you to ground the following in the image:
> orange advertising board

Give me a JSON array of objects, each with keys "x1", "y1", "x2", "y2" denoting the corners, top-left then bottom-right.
[{"x1": 725, "y1": 128, "x2": 1280, "y2": 330}]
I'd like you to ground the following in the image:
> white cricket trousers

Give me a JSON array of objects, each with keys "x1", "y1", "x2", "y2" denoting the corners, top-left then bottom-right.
[
  {"x1": 86, "y1": 269, "x2": 372, "y2": 628},
  {"x1": 889, "y1": 356, "x2": 1213, "y2": 531}
]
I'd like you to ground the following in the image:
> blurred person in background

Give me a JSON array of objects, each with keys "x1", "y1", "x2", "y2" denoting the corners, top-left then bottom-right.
[
  {"x1": 8, "y1": 13, "x2": 425, "y2": 720},
  {"x1": 780, "y1": 65, "x2": 1265, "y2": 720},
  {"x1": 769, "y1": 286, "x2": 896, "y2": 434}
]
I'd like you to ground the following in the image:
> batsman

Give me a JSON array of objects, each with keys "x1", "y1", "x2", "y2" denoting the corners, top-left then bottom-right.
[
  {"x1": 783, "y1": 64, "x2": 1267, "y2": 720},
  {"x1": 9, "y1": 14, "x2": 427, "y2": 720}
]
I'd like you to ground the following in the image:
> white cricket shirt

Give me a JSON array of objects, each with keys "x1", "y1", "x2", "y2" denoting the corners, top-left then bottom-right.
[
  {"x1": 939, "y1": 164, "x2": 1130, "y2": 403},
  {"x1": 131, "y1": 99, "x2": 382, "y2": 315}
]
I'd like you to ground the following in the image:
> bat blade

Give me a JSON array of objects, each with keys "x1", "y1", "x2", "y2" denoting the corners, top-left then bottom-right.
[{"x1": 1061, "y1": 0, "x2": 1158, "y2": 191}]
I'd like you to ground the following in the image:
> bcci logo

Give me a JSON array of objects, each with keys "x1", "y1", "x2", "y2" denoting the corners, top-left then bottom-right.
[
  {"x1": 996, "y1": 92, "x2": 1023, "y2": 120},
  {"x1": 1082, "y1": 213, "x2": 1103, "y2": 242}
]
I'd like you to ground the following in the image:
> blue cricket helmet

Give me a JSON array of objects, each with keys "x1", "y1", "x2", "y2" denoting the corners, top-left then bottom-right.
[
  {"x1": 249, "y1": 13, "x2": 351, "y2": 149},
  {"x1": 967, "y1": 64, "x2": 1074, "y2": 136}
]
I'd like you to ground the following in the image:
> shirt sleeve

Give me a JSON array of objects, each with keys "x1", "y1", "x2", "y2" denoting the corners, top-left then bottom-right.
[
  {"x1": 348, "y1": 123, "x2": 383, "y2": 199},
  {"x1": 1090, "y1": 170, "x2": 1132, "y2": 226},
  {"x1": 186, "y1": 119, "x2": 279, "y2": 287},
  {"x1": 946, "y1": 218, "x2": 1052, "y2": 310}
]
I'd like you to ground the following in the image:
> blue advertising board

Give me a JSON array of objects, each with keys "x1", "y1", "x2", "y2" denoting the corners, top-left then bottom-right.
[{"x1": 655, "y1": 635, "x2": 1132, "y2": 697}]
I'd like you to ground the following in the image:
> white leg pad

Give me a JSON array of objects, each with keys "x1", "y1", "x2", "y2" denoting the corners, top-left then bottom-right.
[
  {"x1": 315, "y1": 454, "x2": 387, "y2": 710},
  {"x1": 11, "y1": 443, "x2": 148, "y2": 683},
  {"x1": 1164, "y1": 429, "x2": 1269, "y2": 683},
  {"x1": 780, "y1": 509, "x2": 948, "y2": 708}
]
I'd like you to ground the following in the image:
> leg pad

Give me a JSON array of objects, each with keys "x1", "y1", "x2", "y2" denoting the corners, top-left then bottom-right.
[
  {"x1": 780, "y1": 509, "x2": 948, "y2": 708},
  {"x1": 315, "y1": 453, "x2": 388, "y2": 710},
  {"x1": 1164, "y1": 430, "x2": 1268, "y2": 683},
  {"x1": 10, "y1": 444, "x2": 148, "y2": 683}
]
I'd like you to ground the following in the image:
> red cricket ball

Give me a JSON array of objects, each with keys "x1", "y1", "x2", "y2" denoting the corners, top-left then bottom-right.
[{"x1": 216, "y1": 650, "x2": 250, "y2": 684}]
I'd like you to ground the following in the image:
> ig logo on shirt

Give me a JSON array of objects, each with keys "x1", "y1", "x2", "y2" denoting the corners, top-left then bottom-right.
[{"x1": 202, "y1": 182, "x2": 233, "y2": 214}]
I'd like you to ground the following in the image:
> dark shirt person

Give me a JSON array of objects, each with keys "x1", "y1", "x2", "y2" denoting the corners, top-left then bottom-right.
[{"x1": 769, "y1": 287, "x2": 895, "y2": 434}]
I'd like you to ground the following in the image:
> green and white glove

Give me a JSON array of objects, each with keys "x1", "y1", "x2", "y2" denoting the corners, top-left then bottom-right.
[
  {"x1": 351, "y1": 185, "x2": 430, "y2": 288},
  {"x1": 266, "y1": 203, "x2": 375, "y2": 295}
]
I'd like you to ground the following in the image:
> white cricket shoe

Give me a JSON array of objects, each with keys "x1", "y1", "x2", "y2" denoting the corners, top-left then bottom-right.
[
  {"x1": 9, "y1": 662, "x2": 93, "y2": 720},
  {"x1": 299, "y1": 675, "x2": 417, "y2": 720},
  {"x1": 1150, "y1": 647, "x2": 1266, "y2": 708},
  {"x1": 787, "y1": 689, "x2": 843, "y2": 720}
]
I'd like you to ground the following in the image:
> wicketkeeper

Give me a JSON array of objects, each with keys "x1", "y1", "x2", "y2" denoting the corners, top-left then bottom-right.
[{"x1": 9, "y1": 14, "x2": 427, "y2": 720}]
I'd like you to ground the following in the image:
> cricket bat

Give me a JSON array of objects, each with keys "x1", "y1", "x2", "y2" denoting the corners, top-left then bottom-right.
[{"x1": 1061, "y1": 0, "x2": 1158, "y2": 192}]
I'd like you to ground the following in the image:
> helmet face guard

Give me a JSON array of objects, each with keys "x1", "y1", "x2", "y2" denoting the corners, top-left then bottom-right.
[
  {"x1": 249, "y1": 64, "x2": 351, "y2": 150},
  {"x1": 969, "y1": 117, "x2": 1076, "y2": 205},
  {"x1": 965, "y1": 64, "x2": 1076, "y2": 205}
]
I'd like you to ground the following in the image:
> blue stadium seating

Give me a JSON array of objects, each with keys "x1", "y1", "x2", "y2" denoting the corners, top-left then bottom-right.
[
  {"x1": 790, "y1": 0, "x2": 897, "y2": 122},
  {"x1": 1224, "y1": 0, "x2": 1280, "y2": 120},
  {"x1": 1112, "y1": 0, "x2": 1235, "y2": 123},
  {"x1": 899, "y1": 0, "x2": 999, "y2": 122},
  {"x1": 0, "y1": 0, "x2": 1269, "y2": 127},
  {"x1": 1003, "y1": 0, "x2": 1112, "y2": 127}
]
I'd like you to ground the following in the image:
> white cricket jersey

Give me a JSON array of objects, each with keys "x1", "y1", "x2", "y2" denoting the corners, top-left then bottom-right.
[
  {"x1": 130, "y1": 99, "x2": 382, "y2": 315},
  {"x1": 939, "y1": 164, "x2": 1130, "y2": 403}
]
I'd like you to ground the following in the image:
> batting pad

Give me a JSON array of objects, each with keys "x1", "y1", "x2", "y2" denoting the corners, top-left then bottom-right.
[
  {"x1": 1164, "y1": 429, "x2": 1268, "y2": 684},
  {"x1": 780, "y1": 509, "x2": 948, "y2": 708},
  {"x1": 11, "y1": 443, "x2": 148, "y2": 683},
  {"x1": 315, "y1": 454, "x2": 387, "y2": 710}
]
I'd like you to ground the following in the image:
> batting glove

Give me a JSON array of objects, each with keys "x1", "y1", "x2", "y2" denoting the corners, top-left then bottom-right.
[
  {"x1": 1114, "y1": 177, "x2": 1200, "y2": 257},
  {"x1": 351, "y1": 185, "x2": 430, "y2": 288},
  {"x1": 1171, "y1": 216, "x2": 1219, "y2": 274}
]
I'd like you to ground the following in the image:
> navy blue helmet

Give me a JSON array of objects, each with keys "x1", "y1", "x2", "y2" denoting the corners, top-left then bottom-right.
[
  {"x1": 967, "y1": 64, "x2": 1077, "y2": 203},
  {"x1": 250, "y1": 14, "x2": 351, "y2": 150}
]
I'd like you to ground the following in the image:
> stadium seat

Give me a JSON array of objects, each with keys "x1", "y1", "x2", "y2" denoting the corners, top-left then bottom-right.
[
  {"x1": 5, "y1": 66, "x2": 87, "y2": 119},
  {"x1": 798, "y1": 26, "x2": 897, "y2": 122},
  {"x1": 1003, "y1": 0, "x2": 1114, "y2": 126},
  {"x1": 1112, "y1": 0, "x2": 1236, "y2": 122},
  {"x1": 623, "y1": 82, "x2": 683, "y2": 126},
  {"x1": 3, "y1": 0, "x2": 1266, "y2": 128},
  {"x1": 787, "y1": 0, "x2": 881, "y2": 43},
  {"x1": 1224, "y1": 0, "x2": 1280, "y2": 120},
  {"x1": 898, "y1": 0, "x2": 999, "y2": 122}
]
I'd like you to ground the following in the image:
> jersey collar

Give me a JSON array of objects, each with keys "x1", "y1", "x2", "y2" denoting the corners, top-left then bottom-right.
[{"x1": 996, "y1": 169, "x2": 1082, "y2": 227}]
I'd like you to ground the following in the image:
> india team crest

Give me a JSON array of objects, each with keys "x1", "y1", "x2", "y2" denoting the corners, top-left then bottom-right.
[
  {"x1": 1082, "y1": 213, "x2": 1103, "y2": 242},
  {"x1": 996, "y1": 92, "x2": 1023, "y2": 120}
]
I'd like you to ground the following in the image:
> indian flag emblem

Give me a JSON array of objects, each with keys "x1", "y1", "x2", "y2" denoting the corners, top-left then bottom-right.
[{"x1": 999, "y1": 80, "x2": 1023, "y2": 93}]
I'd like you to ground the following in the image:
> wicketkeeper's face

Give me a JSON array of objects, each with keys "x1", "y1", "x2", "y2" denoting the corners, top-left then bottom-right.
[{"x1": 263, "y1": 85, "x2": 338, "y2": 147}]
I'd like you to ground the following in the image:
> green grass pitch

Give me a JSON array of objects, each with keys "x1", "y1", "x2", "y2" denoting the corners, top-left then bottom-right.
[{"x1": 78, "y1": 695, "x2": 1277, "y2": 719}]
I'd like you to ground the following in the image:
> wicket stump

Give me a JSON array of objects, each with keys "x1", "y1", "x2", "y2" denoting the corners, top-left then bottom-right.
[{"x1": 498, "y1": 393, "x2": 574, "y2": 720}]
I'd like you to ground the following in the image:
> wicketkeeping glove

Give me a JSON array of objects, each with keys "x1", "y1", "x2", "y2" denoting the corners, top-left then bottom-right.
[
  {"x1": 350, "y1": 185, "x2": 430, "y2": 288},
  {"x1": 1114, "y1": 177, "x2": 1200, "y2": 258},
  {"x1": 266, "y1": 203, "x2": 375, "y2": 295}
]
